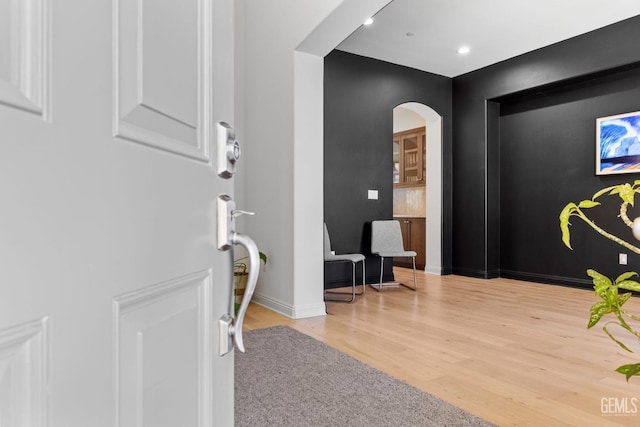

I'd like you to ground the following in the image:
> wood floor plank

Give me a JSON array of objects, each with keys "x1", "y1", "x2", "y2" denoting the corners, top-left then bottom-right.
[{"x1": 242, "y1": 268, "x2": 640, "y2": 426}]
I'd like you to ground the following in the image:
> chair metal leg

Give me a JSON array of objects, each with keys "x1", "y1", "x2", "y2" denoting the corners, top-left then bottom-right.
[
  {"x1": 370, "y1": 256, "x2": 386, "y2": 292},
  {"x1": 361, "y1": 261, "x2": 366, "y2": 295},
  {"x1": 349, "y1": 260, "x2": 366, "y2": 297},
  {"x1": 379, "y1": 256, "x2": 384, "y2": 291},
  {"x1": 411, "y1": 256, "x2": 417, "y2": 290},
  {"x1": 397, "y1": 256, "x2": 418, "y2": 291},
  {"x1": 325, "y1": 260, "x2": 365, "y2": 303},
  {"x1": 372, "y1": 256, "x2": 416, "y2": 292},
  {"x1": 369, "y1": 256, "x2": 384, "y2": 292},
  {"x1": 350, "y1": 261, "x2": 356, "y2": 301}
]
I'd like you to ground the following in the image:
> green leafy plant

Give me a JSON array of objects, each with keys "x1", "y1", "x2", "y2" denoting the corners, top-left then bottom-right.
[
  {"x1": 585, "y1": 269, "x2": 640, "y2": 381},
  {"x1": 560, "y1": 181, "x2": 640, "y2": 254},
  {"x1": 560, "y1": 181, "x2": 640, "y2": 381},
  {"x1": 234, "y1": 251, "x2": 268, "y2": 272}
]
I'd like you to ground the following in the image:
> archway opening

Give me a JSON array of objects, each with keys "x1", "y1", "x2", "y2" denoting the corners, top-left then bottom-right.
[{"x1": 393, "y1": 102, "x2": 442, "y2": 274}]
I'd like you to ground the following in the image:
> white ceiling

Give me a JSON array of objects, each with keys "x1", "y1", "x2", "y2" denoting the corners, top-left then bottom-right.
[{"x1": 336, "y1": 0, "x2": 640, "y2": 77}]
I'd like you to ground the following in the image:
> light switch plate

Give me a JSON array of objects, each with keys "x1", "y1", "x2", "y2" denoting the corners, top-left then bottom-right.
[
  {"x1": 620, "y1": 253, "x2": 628, "y2": 265},
  {"x1": 368, "y1": 190, "x2": 378, "y2": 200}
]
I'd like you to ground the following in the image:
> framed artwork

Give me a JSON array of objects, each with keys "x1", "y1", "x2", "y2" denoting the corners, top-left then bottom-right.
[{"x1": 596, "y1": 110, "x2": 640, "y2": 175}]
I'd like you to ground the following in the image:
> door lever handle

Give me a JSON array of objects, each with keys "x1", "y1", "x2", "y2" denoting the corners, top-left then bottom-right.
[
  {"x1": 228, "y1": 231, "x2": 259, "y2": 352},
  {"x1": 232, "y1": 209, "x2": 255, "y2": 219},
  {"x1": 217, "y1": 194, "x2": 260, "y2": 355}
]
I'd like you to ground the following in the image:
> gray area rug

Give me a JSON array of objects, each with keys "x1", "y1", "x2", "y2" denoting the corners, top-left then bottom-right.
[{"x1": 235, "y1": 326, "x2": 494, "y2": 426}]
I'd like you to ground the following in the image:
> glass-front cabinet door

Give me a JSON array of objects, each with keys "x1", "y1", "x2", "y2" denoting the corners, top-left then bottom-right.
[
  {"x1": 393, "y1": 126, "x2": 426, "y2": 186},
  {"x1": 393, "y1": 138, "x2": 400, "y2": 183}
]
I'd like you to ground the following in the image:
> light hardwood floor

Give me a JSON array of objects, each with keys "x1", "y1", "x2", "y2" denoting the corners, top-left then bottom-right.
[{"x1": 242, "y1": 268, "x2": 640, "y2": 426}]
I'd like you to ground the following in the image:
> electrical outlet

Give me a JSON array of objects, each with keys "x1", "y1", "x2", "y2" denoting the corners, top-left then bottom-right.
[{"x1": 619, "y1": 253, "x2": 628, "y2": 265}]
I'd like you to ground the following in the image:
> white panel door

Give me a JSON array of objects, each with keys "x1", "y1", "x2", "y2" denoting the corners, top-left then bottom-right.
[{"x1": 0, "y1": 0, "x2": 238, "y2": 425}]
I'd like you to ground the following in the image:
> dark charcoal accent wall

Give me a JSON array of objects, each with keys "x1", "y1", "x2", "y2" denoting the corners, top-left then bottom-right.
[
  {"x1": 325, "y1": 16, "x2": 640, "y2": 290},
  {"x1": 324, "y1": 50, "x2": 452, "y2": 288},
  {"x1": 499, "y1": 64, "x2": 640, "y2": 286},
  {"x1": 452, "y1": 15, "x2": 640, "y2": 281}
]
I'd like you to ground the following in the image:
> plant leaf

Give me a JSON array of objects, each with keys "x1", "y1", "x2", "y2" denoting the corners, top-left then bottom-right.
[
  {"x1": 618, "y1": 292, "x2": 632, "y2": 306},
  {"x1": 560, "y1": 222, "x2": 572, "y2": 249},
  {"x1": 559, "y1": 203, "x2": 578, "y2": 249},
  {"x1": 587, "y1": 269, "x2": 612, "y2": 297},
  {"x1": 593, "y1": 185, "x2": 620, "y2": 200},
  {"x1": 578, "y1": 200, "x2": 600, "y2": 209},
  {"x1": 618, "y1": 183, "x2": 636, "y2": 206},
  {"x1": 616, "y1": 271, "x2": 638, "y2": 283},
  {"x1": 606, "y1": 285, "x2": 619, "y2": 306},
  {"x1": 618, "y1": 280, "x2": 640, "y2": 293},
  {"x1": 588, "y1": 301, "x2": 611, "y2": 328},
  {"x1": 615, "y1": 363, "x2": 640, "y2": 381}
]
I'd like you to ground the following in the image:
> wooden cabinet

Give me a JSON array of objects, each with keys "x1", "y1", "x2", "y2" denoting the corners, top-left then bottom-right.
[
  {"x1": 393, "y1": 126, "x2": 426, "y2": 187},
  {"x1": 393, "y1": 217, "x2": 425, "y2": 270}
]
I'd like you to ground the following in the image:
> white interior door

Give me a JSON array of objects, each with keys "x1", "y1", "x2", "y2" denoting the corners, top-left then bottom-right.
[{"x1": 0, "y1": 0, "x2": 238, "y2": 425}]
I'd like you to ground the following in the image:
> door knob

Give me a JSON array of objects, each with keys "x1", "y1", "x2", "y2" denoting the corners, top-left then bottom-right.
[{"x1": 217, "y1": 122, "x2": 240, "y2": 179}]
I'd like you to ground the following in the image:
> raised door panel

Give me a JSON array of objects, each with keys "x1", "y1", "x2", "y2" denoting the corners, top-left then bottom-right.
[
  {"x1": 114, "y1": 271, "x2": 213, "y2": 427},
  {"x1": 114, "y1": 0, "x2": 210, "y2": 161},
  {"x1": 0, "y1": 318, "x2": 50, "y2": 427},
  {"x1": 0, "y1": 0, "x2": 49, "y2": 118}
]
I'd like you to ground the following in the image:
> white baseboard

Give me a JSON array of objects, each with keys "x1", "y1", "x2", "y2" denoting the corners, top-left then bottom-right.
[
  {"x1": 251, "y1": 292, "x2": 327, "y2": 319},
  {"x1": 292, "y1": 302, "x2": 327, "y2": 319},
  {"x1": 424, "y1": 265, "x2": 443, "y2": 275}
]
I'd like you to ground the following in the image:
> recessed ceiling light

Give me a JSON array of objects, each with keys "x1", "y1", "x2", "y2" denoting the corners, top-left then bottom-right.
[
  {"x1": 363, "y1": 17, "x2": 374, "y2": 26},
  {"x1": 457, "y1": 46, "x2": 471, "y2": 55}
]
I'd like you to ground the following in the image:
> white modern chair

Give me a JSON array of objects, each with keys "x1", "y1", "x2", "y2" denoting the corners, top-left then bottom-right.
[
  {"x1": 370, "y1": 220, "x2": 417, "y2": 291},
  {"x1": 324, "y1": 223, "x2": 366, "y2": 302}
]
